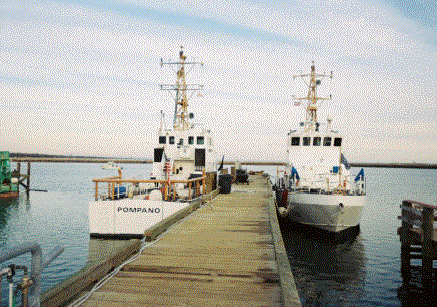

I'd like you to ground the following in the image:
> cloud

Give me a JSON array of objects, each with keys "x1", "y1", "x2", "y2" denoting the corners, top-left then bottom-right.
[{"x1": 0, "y1": 0, "x2": 436, "y2": 163}]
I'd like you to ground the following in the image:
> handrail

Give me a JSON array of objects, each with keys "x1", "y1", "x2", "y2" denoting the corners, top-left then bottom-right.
[
  {"x1": 92, "y1": 176, "x2": 205, "y2": 183},
  {"x1": 0, "y1": 242, "x2": 64, "y2": 307},
  {"x1": 403, "y1": 199, "x2": 437, "y2": 210},
  {"x1": 93, "y1": 175, "x2": 206, "y2": 201}
]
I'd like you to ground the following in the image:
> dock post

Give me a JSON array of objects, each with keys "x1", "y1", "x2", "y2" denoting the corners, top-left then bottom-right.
[
  {"x1": 422, "y1": 206, "x2": 434, "y2": 290},
  {"x1": 400, "y1": 201, "x2": 412, "y2": 281},
  {"x1": 95, "y1": 182, "x2": 98, "y2": 201},
  {"x1": 26, "y1": 162, "x2": 31, "y2": 195}
]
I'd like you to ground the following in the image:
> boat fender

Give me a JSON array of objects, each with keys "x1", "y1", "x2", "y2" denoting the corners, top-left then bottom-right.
[
  {"x1": 282, "y1": 190, "x2": 289, "y2": 207},
  {"x1": 278, "y1": 207, "x2": 288, "y2": 217},
  {"x1": 343, "y1": 180, "x2": 347, "y2": 188}
]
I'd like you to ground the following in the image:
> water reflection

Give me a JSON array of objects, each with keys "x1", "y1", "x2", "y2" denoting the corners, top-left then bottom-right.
[
  {"x1": 0, "y1": 197, "x2": 20, "y2": 236},
  {"x1": 279, "y1": 220, "x2": 366, "y2": 307}
]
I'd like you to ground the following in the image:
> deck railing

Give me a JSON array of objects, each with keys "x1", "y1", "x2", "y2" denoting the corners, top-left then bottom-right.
[
  {"x1": 277, "y1": 173, "x2": 366, "y2": 196},
  {"x1": 92, "y1": 175, "x2": 206, "y2": 201}
]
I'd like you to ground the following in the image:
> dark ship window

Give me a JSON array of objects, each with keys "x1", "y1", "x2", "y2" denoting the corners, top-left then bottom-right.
[
  {"x1": 188, "y1": 136, "x2": 194, "y2": 144},
  {"x1": 334, "y1": 137, "x2": 342, "y2": 147},
  {"x1": 313, "y1": 137, "x2": 321, "y2": 146},
  {"x1": 291, "y1": 137, "x2": 300, "y2": 146},
  {"x1": 159, "y1": 136, "x2": 166, "y2": 144},
  {"x1": 197, "y1": 136, "x2": 204, "y2": 145},
  {"x1": 178, "y1": 139, "x2": 184, "y2": 145},
  {"x1": 154, "y1": 148, "x2": 164, "y2": 162},
  {"x1": 323, "y1": 137, "x2": 332, "y2": 146},
  {"x1": 303, "y1": 137, "x2": 311, "y2": 146},
  {"x1": 169, "y1": 136, "x2": 175, "y2": 144}
]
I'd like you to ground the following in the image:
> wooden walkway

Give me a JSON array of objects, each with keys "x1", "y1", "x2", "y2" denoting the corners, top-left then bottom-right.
[{"x1": 80, "y1": 174, "x2": 295, "y2": 306}]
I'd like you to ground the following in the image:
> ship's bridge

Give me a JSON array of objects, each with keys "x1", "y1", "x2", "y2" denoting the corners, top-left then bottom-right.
[
  {"x1": 152, "y1": 126, "x2": 216, "y2": 179},
  {"x1": 287, "y1": 131, "x2": 343, "y2": 170}
]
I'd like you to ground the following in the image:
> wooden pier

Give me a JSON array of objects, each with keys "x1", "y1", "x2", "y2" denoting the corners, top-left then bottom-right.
[
  {"x1": 398, "y1": 200, "x2": 437, "y2": 290},
  {"x1": 44, "y1": 173, "x2": 300, "y2": 306}
]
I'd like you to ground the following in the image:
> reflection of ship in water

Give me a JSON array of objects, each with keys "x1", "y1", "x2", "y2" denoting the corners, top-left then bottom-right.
[
  {"x1": 279, "y1": 220, "x2": 366, "y2": 306},
  {"x1": 0, "y1": 197, "x2": 20, "y2": 234}
]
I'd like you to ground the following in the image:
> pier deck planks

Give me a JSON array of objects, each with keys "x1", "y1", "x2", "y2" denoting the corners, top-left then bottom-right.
[{"x1": 82, "y1": 174, "x2": 283, "y2": 306}]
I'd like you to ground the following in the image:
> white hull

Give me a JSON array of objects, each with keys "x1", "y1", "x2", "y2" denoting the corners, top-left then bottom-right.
[
  {"x1": 283, "y1": 193, "x2": 365, "y2": 232},
  {"x1": 89, "y1": 199, "x2": 191, "y2": 237}
]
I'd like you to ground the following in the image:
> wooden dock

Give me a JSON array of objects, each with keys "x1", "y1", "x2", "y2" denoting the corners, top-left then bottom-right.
[
  {"x1": 398, "y1": 200, "x2": 437, "y2": 290},
  {"x1": 64, "y1": 173, "x2": 300, "y2": 307}
]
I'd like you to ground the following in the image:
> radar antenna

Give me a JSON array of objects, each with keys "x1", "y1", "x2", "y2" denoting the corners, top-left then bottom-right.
[
  {"x1": 160, "y1": 46, "x2": 204, "y2": 130},
  {"x1": 293, "y1": 61, "x2": 333, "y2": 132}
]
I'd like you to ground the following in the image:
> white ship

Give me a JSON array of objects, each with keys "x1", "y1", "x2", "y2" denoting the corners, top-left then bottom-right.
[
  {"x1": 89, "y1": 47, "x2": 217, "y2": 238},
  {"x1": 275, "y1": 62, "x2": 366, "y2": 233}
]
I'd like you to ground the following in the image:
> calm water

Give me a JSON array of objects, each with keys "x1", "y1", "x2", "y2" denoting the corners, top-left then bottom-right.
[{"x1": 0, "y1": 163, "x2": 436, "y2": 306}]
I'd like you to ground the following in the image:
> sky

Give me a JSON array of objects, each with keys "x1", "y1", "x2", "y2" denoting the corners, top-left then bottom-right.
[{"x1": 0, "y1": 0, "x2": 436, "y2": 163}]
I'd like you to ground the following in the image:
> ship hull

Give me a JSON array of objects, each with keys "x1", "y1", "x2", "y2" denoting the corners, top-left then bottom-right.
[
  {"x1": 281, "y1": 193, "x2": 365, "y2": 233},
  {"x1": 89, "y1": 199, "x2": 192, "y2": 238}
]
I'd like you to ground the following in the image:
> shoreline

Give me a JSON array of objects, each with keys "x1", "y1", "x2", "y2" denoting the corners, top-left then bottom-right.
[{"x1": 9, "y1": 156, "x2": 437, "y2": 169}]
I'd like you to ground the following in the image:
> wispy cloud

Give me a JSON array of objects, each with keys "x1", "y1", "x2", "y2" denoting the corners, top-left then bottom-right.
[{"x1": 0, "y1": 0, "x2": 435, "y2": 162}]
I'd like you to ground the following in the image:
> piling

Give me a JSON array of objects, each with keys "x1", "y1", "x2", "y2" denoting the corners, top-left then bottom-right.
[{"x1": 398, "y1": 200, "x2": 437, "y2": 291}]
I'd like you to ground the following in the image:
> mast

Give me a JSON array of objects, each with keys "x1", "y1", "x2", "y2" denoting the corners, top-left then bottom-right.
[
  {"x1": 160, "y1": 46, "x2": 204, "y2": 130},
  {"x1": 293, "y1": 61, "x2": 333, "y2": 132}
]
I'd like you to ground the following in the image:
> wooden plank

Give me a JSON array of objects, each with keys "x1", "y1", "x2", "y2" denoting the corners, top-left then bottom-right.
[
  {"x1": 404, "y1": 199, "x2": 437, "y2": 210},
  {"x1": 77, "y1": 174, "x2": 294, "y2": 306}
]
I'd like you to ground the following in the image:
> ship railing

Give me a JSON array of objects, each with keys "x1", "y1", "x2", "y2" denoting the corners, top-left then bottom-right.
[
  {"x1": 92, "y1": 175, "x2": 206, "y2": 201},
  {"x1": 290, "y1": 173, "x2": 366, "y2": 196},
  {"x1": 0, "y1": 242, "x2": 63, "y2": 307}
]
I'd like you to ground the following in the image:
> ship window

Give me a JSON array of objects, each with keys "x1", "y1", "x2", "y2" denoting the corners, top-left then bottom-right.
[
  {"x1": 303, "y1": 137, "x2": 311, "y2": 146},
  {"x1": 178, "y1": 139, "x2": 184, "y2": 145},
  {"x1": 197, "y1": 136, "x2": 204, "y2": 145},
  {"x1": 158, "y1": 136, "x2": 166, "y2": 144},
  {"x1": 188, "y1": 136, "x2": 194, "y2": 145},
  {"x1": 323, "y1": 137, "x2": 332, "y2": 146},
  {"x1": 334, "y1": 137, "x2": 342, "y2": 147},
  {"x1": 313, "y1": 137, "x2": 321, "y2": 146},
  {"x1": 291, "y1": 137, "x2": 300, "y2": 146},
  {"x1": 169, "y1": 136, "x2": 175, "y2": 144}
]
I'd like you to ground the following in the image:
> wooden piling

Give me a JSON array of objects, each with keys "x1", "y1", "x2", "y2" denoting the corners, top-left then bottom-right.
[
  {"x1": 398, "y1": 200, "x2": 437, "y2": 291},
  {"x1": 26, "y1": 162, "x2": 30, "y2": 194}
]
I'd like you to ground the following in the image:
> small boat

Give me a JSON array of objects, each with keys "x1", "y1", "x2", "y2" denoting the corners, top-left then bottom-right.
[
  {"x1": 101, "y1": 161, "x2": 122, "y2": 170},
  {"x1": 274, "y1": 62, "x2": 366, "y2": 233},
  {"x1": 0, "y1": 151, "x2": 19, "y2": 198},
  {"x1": 89, "y1": 47, "x2": 217, "y2": 238}
]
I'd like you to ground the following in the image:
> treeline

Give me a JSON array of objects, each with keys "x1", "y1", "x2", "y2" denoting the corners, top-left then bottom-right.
[{"x1": 10, "y1": 152, "x2": 112, "y2": 160}]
